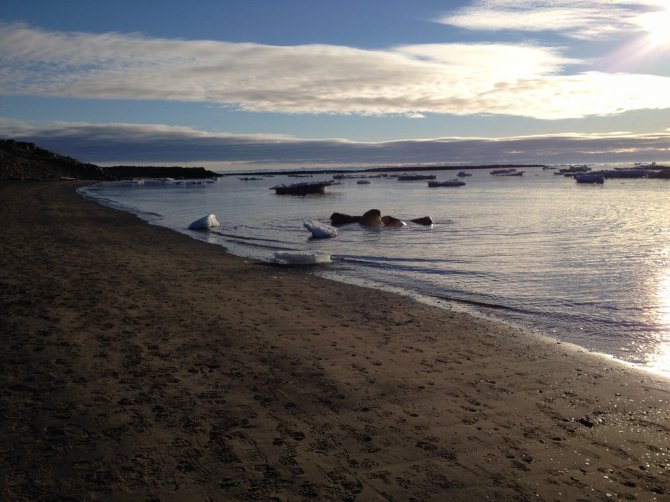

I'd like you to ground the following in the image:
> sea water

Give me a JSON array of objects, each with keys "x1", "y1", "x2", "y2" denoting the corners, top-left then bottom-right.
[{"x1": 81, "y1": 167, "x2": 670, "y2": 374}]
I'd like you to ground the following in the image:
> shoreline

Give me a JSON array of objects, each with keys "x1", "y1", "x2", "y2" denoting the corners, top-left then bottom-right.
[
  {"x1": 1, "y1": 180, "x2": 668, "y2": 500},
  {"x1": 81, "y1": 181, "x2": 666, "y2": 378}
]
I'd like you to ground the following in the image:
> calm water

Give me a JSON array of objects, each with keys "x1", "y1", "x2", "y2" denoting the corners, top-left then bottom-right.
[{"x1": 81, "y1": 167, "x2": 670, "y2": 374}]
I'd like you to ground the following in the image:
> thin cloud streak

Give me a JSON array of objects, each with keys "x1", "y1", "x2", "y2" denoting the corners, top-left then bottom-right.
[
  {"x1": 438, "y1": 0, "x2": 663, "y2": 40},
  {"x1": 2, "y1": 120, "x2": 668, "y2": 167},
  {"x1": 3, "y1": 23, "x2": 670, "y2": 120}
]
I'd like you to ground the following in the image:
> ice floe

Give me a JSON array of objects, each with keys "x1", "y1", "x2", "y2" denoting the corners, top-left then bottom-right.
[{"x1": 188, "y1": 213, "x2": 220, "y2": 230}]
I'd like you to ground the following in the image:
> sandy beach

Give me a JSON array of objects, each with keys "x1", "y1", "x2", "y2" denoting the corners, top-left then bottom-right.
[{"x1": 1, "y1": 181, "x2": 668, "y2": 501}]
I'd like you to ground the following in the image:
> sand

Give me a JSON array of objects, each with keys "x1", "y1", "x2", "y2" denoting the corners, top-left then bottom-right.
[{"x1": 1, "y1": 181, "x2": 668, "y2": 501}]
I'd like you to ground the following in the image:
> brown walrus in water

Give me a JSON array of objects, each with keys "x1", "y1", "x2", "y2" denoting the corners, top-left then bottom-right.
[{"x1": 330, "y1": 210, "x2": 432, "y2": 227}]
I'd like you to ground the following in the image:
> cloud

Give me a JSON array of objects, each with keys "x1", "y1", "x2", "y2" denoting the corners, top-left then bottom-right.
[
  {"x1": 438, "y1": 0, "x2": 664, "y2": 40},
  {"x1": 3, "y1": 23, "x2": 670, "y2": 120},
  {"x1": 2, "y1": 119, "x2": 669, "y2": 167}
]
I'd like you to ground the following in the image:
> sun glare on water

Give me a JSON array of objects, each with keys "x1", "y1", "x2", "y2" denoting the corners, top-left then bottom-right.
[{"x1": 649, "y1": 257, "x2": 670, "y2": 373}]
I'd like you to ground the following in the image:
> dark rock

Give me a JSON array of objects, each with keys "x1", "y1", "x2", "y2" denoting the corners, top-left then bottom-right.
[{"x1": 577, "y1": 416, "x2": 595, "y2": 428}]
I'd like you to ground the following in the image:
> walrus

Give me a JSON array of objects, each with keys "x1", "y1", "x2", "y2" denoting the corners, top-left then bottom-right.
[
  {"x1": 410, "y1": 216, "x2": 433, "y2": 226},
  {"x1": 359, "y1": 209, "x2": 383, "y2": 226},
  {"x1": 330, "y1": 210, "x2": 429, "y2": 228},
  {"x1": 381, "y1": 215, "x2": 406, "y2": 227},
  {"x1": 330, "y1": 212, "x2": 361, "y2": 226}
]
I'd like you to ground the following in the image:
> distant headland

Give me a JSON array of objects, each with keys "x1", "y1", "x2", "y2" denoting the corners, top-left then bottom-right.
[
  {"x1": 1, "y1": 138, "x2": 545, "y2": 181},
  {"x1": 222, "y1": 163, "x2": 546, "y2": 177}
]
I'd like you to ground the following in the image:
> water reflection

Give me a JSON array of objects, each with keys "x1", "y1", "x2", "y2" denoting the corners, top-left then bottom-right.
[{"x1": 648, "y1": 258, "x2": 670, "y2": 373}]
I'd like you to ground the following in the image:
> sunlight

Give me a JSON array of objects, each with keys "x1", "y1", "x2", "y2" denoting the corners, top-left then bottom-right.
[
  {"x1": 659, "y1": 268, "x2": 670, "y2": 329},
  {"x1": 648, "y1": 260, "x2": 670, "y2": 372},
  {"x1": 636, "y1": 6, "x2": 670, "y2": 47}
]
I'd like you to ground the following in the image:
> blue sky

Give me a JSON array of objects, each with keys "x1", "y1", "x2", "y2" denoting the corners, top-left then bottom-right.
[{"x1": 1, "y1": 0, "x2": 670, "y2": 168}]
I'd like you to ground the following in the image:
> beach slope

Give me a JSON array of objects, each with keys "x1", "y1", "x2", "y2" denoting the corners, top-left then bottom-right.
[{"x1": 1, "y1": 181, "x2": 668, "y2": 501}]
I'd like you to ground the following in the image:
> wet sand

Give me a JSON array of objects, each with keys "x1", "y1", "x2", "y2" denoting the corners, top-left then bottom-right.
[{"x1": 1, "y1": 181, "x2": 668, "y2": 501}]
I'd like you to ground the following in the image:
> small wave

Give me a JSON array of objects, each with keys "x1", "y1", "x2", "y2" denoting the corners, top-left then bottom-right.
[
  {"x1": 210, "y1": 231, "x2": 288, "y2": 245},
  {"x1": 337, "y1": 254, "x2": 471, "y2": 265},
  {"x1": 434, "y1": 294, "x2": 532, "y2": 315},
  {"x1": 335, "y1": 255, "x2": 488, "y2": 277},
  {"x1": 560, "y1": 298, "x2": 646, "y2": 314},
  {"x1": 221, "y1": 238, "x2": 298, "y2": 252}
]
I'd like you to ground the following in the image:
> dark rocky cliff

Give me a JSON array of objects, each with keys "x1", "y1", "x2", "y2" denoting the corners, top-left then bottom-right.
[{"x1": 0, "y1": 139, "x2": 221, "y2": 181}]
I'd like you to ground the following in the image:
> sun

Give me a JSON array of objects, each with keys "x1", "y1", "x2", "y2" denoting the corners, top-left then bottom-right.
[{"x1": 636, "y1": 7, "x2": 670, "y2": 46}]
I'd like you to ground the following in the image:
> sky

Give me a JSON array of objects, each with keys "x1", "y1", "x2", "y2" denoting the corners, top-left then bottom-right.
[{"x1": 1, "y1": 0, "x2": 670, "y2": 169}]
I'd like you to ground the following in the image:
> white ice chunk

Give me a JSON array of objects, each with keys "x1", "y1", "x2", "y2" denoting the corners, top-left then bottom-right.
[
  {"x1": 188, "y1": 213, "x2": 220, "y2": 230},
  {"x1": 304, "y1": 220, "x2": 337, "y2": 238}
]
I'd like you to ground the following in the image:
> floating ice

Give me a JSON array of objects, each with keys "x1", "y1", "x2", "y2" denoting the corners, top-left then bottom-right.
[
  {"x1": 188, "y1": 213, "x2": 220, "y2": 230},
  {"x1": 272, "y1": 251, "x2": 332, "y2": 265},
  {"x1": 304, "y1": 220, "x2": 338, "y2": 238}
]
